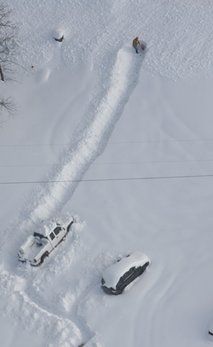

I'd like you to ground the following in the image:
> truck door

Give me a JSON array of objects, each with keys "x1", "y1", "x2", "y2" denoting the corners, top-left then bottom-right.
[
  {"x1": 53, "y1": 226, "x2": 63, "y2": 243},
  {"x1": 49, "y1": 231, "x2": 58, "y2": 248}
]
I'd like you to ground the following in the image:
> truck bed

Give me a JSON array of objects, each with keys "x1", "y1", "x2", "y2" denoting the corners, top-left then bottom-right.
[{"x1": 19, "y1": 235, "x2": 48, "y2": 262}]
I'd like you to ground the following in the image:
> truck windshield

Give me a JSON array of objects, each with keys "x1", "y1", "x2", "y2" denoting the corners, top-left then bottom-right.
[{"x1": 53, "y1": 227, "x2": 62, "y2": 235}]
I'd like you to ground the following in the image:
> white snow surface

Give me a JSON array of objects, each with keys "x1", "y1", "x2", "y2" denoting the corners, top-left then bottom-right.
[
  {"x1": 102, "y1": 251, "x2": 150, "y2": 289},
  {"x1": 1, "y1": 1, "x2": 213, "y2": 346}
]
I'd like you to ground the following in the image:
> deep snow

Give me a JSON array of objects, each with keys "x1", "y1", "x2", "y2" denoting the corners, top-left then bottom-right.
[{"x1": 1, "y1": 1, "x2": 213, "y2": 346}]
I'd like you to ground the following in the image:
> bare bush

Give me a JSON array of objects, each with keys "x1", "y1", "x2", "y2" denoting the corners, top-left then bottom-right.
[
  {"x1": 0, "y1": 3, "x2": 17, "y2": 82},
  {"x1": 0, "y1": 3, "x2": 17, "y2": 115},
  {"x1": 0, "y1": 97, "x2": 15, "y2": 114}
]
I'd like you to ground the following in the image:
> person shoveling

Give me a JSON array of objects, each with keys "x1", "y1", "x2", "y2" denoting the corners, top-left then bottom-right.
[{"x1": 132, "y1": 36, "x2": 146, "y2": 54}]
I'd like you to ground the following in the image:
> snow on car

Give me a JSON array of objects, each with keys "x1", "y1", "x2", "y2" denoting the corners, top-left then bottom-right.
[
  {"x1": 209, "y1": 324, "x2": 213, "y2": 336},
  {"x1": 18, "y1": 217, "x2": 75, "y2": 266},
  {"x1": 101, "y1": 251, "x2": 150, "y2": 295}
]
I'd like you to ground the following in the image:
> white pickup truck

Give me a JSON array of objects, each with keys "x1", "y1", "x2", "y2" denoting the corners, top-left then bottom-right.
[{"x1": 18, "y1": 217, "x2": 75, "y2": 266}]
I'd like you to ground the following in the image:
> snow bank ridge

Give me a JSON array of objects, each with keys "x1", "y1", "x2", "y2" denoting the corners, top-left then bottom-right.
[
  {"x1": 0, "y1": 266, "x2": 83, "y2": 346},
  {"x1": 30, "y1": 47, "x2": 144, "y2": 223}
]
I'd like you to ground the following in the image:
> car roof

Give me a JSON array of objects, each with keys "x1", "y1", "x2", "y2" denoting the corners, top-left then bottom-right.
[{"x1": 102, "y1": 251, "x2": 150, "y2": 289}]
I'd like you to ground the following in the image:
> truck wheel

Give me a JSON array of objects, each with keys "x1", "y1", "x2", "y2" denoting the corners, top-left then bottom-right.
[
  {"x1": 40, "y1": 251, "x2": 49, "y2": 265},
  {"x1": 114, "y1": 288, "x2": 123, "y2": 295}
]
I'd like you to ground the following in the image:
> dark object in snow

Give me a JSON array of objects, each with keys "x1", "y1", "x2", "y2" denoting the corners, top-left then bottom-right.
[
  {"x1": 132, "y1": 37, "x2": 140, "y2": 54},
  {"x1": 101, "y1": 251, "x2": 150, "y2": 295},
  {"x1": 209, "y1": 330, "x2": 213, "y2": 336},
  {"x1": 54, "y1": 35, "x2": 64, "y2": 42},
  {"x1": 0, "y1": 64, "x2": 4, "y2": 81},
  {"x1": 132, "y1": 36, "x2": 146, "y2": 54},
  {"x1": 140, "y1": 41, "x2": 146, "y2": 51}
]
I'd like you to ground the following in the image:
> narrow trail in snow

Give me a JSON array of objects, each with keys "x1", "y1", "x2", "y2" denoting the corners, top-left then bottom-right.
[
  {"x1": 26, "y1": 46, "x2": 144, "y2": 225},
  {"x1": 1, "y1": 46, "x2": 145, "y2": 347}
]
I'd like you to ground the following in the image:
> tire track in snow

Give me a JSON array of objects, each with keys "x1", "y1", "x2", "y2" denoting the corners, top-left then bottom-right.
[
  {"x1": 145, "y1": 254, "x2": 213, "y2": 347},
  {"x1": 27, "y1": 46, "x2": 144, "y2": 224},
  {"x1": 130, "y1": 253, "x2": 184, "y2": 347}
]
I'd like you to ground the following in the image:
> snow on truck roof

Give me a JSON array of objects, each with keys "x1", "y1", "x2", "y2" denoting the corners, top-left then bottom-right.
[
  {"x1": 36, "y1": 216, "x2": 73, "y2": 236},
  {"x1": 102, "y1": 251, "x2": 150, "y2": 289},
  {"x1": 34, "y1": 221, "x2": 60, "y2": 237}
]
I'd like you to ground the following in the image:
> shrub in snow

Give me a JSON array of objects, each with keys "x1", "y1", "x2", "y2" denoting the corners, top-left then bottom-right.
[
  {"x1": 0, "y1": 3, "x2": 17, "y2": 81},
  {"x1": 0, "y1": 3, "x2": 17, "y2": 113},
  {"x1": 0, "y1": 97, "x2": 14, "y2": 113}
]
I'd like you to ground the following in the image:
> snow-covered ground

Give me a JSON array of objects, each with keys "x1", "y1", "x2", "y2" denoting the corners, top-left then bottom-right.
[{"x1": 1, "y1": 0, "x2": 213, "y2": 346}]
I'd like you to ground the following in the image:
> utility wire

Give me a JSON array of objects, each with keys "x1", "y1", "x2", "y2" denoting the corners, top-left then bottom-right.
[
  {"x1": 2, "y1": 138, "x2": 213, "y2": 148},
  {"x1": 1, "y1": 173, "x2": 213, "y2": 185},
  {"x1": 2, "y1": 158, "x2": 213, "y2": 168}
]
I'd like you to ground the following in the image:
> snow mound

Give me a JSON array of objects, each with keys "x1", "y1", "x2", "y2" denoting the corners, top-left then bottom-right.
[
  {"x1": 27, "y1": 47, "x2": 144, "y2": 224},
  {"x1": 0, "y1": 266, "x2": 83, "y2": 346}
]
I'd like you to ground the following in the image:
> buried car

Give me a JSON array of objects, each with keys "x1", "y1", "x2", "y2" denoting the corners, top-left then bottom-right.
[
  {"x1": 101, "y1": 251, "x2": 150, "y2": 295},
  {"x1": 18, "y1": 217, "x2": 75, "y2": 266},
  {"x1": 209, "y1": 327, "x2": 213, "y2": 336}
]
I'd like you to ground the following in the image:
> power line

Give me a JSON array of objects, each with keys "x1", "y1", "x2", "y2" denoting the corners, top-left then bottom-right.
[
  {"x1": 2, "y1": 138, "x2": 213, "y2": 148},
  {"x1": 95, "y1": 158, "x2": 213, "y2": 165},
  {"x1": 1, "y1": 173, "x2": 213, "y2": 185},
  {"x1": 108, "y1": 139, "x2": 213, "y2": 145},
  {"x1": 1, "y1": 158, "x2": 213, "y2": 168}
]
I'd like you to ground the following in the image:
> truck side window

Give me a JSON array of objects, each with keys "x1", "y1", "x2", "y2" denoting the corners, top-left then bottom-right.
[{"x1": 50, "y1": 232, "x2": 55, "y2": 240}]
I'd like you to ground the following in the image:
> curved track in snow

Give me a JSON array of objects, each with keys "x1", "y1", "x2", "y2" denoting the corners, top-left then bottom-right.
[
  {"x1": 0, "y1": 267, "x2": 83, "y2": 347},
  {"x1": 27, "y1": 47, "x2": 144, "y2": 225},
  {"x1": 2, "y1": 1, "x2": 213, "y2": 347},
  {"x1": 1, "y1": 46, "x2": 145, "y2": 346}
]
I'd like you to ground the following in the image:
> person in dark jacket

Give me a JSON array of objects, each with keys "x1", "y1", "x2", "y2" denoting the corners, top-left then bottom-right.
[{"x1": 132, "y1": 37, "x2": 140, "y2": 54}]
